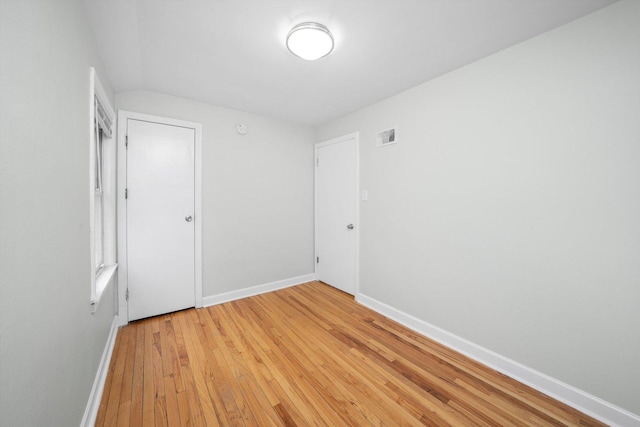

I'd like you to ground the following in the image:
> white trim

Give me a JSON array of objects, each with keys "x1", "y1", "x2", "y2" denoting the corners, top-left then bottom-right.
[
  {"x1": 194, "y1": 125, "x2": 203, "y2": 309},
  {"x1": 117, "y1": 110, "x2": 203, "y2": 326},
  {"x1": 356, "y1": 293, "x2": 640, "y2": 427},
  {"x1": 80, "y1": 315, "x2": 119, "y2": 427},
  {"x1": 202, "y1": 273, "x2": 317, "y2": 307},
  {"x1": 90, "y1": 264, "x2": 118, "y2": 314},
  {"x1": 92, "y1": 70, "x2": 115, "y2": 121},
  {"x1": 314, "y1": 132, "x2": 360, "y2": 296}
]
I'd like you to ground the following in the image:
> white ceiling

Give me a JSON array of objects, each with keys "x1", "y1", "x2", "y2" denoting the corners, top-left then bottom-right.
[{"x1": 84, "y1": 0, "x2": 614, "y2": 127}]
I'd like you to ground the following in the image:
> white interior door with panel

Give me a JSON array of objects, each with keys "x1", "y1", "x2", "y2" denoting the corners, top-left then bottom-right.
[
  {"x1": 125, "y1": 117, "x2": 200, "y2": 321},
  {"x1": 316, "y1": 133, "x2": 359, "y2": 295}
]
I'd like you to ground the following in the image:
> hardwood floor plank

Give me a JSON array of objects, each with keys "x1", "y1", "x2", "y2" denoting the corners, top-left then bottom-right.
[
  {"x1": 158, "y1": 317, "x2": 181, "y2": 427},
  {"x1": 97, "y1": 282, "x2": 607, "y2": 427},
  {"x1": 128, "y1": 319, "x2": 145, "y2": 427},
  {"x1": 204, "y1": 305, "x2": 286, "y2": 426},
  {"x1": 142, "y1": 319, "x2": 156, "y2": 427},
  {"x1": 229, "y1": 299, "x2": 338, "y2": 425},
  {"x1": 246, "y1": 295, "x2": 397, "y2": 426},
  {"x1": 281, "y1": 287, "x2": 474, "y2": 424},
  {"x1": 174, "y1": 310, "x2": 215, "y2": 426},
  {"x1": 368, "y1": 314, "x2": 581, "y2": 425},
  {"x1": 115, "y1": 324, "x2": 138, "y2": 427},
  {"x1": 103, "y1": 326, "x2": 131, "y2": 426},
  {"x1": 192, "y1": 308, "x2": 247, "y2": 426},
  {"x1": 263, "y1": 289, "x2": 471, "y2": 426},
  {"x1": 150, "y1": 317, "x2": 170, "y2": 427},
  {"x1": 363, "y1": 317, "x2": 559, "y2": 425},
  {"x1": 96, "y1": 324, "x2": 124, "y2": 427}
]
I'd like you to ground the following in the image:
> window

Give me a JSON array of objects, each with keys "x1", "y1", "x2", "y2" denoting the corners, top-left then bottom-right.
[{"x1": 90, "y1": 67, "x2": 117, "y2": 309}]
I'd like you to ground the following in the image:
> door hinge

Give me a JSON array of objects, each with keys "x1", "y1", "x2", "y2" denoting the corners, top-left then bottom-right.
[
  {"x1": 125, "y1": 135, "x2": 128, "y2": 148},
  {"x1": 317, "y1": 256, "x2": 319, "y2": 263},
  {"x1": 316, "y1": 158, "x2": 319, "y2": 167},
  {"x1": 125, "y1": 289, "x2": 129, "y2": 301},
  {"x1": 125, "y1": 188, "x2": 128, "y2": 199}
]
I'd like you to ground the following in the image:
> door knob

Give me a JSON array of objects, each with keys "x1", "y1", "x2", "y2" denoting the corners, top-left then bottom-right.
[
  {"x1": 185, "y1": 215, "x2": 193, "y2": 222},
  {"x1": 347, "y1": 224, "x2": 354, "y2": 230}
]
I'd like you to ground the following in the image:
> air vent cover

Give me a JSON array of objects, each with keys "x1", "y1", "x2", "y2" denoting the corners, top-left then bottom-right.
[{"x1": 375, "y1": 127, "x2": 397, "y2": 147}]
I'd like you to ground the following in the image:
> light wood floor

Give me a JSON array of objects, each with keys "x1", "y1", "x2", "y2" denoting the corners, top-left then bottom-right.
[{"x1": 96, "y1": 281, "x2": 605, "y2": 426}]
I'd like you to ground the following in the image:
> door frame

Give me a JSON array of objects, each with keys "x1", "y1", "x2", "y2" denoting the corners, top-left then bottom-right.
[
  {"x1": 314, "y1": 132, "x2": 360, "y2": 295},
  {"x1": 117, "y1": 110, "x2": 203, "y2": 325}
]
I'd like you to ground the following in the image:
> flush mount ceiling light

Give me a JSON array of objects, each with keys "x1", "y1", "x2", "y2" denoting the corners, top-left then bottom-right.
[{"x1": 286, "y1": 22, "x2": 334, "y2": 60}]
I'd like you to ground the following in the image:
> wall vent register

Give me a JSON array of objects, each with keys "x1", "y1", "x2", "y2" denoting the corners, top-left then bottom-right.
[{"x1": 375, "y1": 127, "x2": 397, "y2": 147}]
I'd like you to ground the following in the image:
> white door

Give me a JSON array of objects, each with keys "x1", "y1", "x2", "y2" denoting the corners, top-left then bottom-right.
[
  {"x1": 126, "y1": 118, "x2": 196, "y2": 321},
  {"x1": 316, "y1": 135, "x2": 358, "y2": 295}
]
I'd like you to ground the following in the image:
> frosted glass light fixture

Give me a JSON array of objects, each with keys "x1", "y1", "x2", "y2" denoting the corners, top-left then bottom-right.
[{"x1": 286, "y1": 22, "x2": 334, "y2": 60}]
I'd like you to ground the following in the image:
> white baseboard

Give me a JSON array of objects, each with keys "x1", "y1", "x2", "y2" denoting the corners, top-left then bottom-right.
[
  {"x1": 202, "y1": 273, "x2": 317, "y2": 307},
  {"x1": 80, "y1": 315, "x2": 119, "y2": 427},
  {"x1": 356, "y1": 293, "x2": 640, "y2": 427}
]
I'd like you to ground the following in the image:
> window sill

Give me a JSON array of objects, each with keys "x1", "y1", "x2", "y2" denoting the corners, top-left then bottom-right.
[{"x1": 91, "y1": 263, "x2": 118, "y2": 313}]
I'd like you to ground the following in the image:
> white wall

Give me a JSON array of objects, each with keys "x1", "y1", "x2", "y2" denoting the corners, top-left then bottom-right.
[
  {"x1": 317, "y1": 1, "x2": 640, "y2": 417},
  {"x1": 116, "y1": 91, "x2": 316, "y2": 297},
  {"x1": 0, "y1": 1, "x2": 118, "y2": 426}
]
